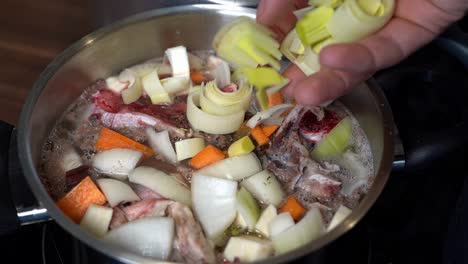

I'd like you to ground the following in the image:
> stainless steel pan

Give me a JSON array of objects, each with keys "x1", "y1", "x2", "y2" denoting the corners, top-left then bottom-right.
[{"x1": 9, "y1": 5, "x2": 396, "y2": 263}]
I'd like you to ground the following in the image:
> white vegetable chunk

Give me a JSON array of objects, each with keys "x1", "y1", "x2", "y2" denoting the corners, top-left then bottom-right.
[
  {"x1": 119, "y1": 69, "x2": 143, "y2": 104},
  {"x1": 327, "y1": 205, "x2": 352, "y2": 231},
  {"x1": 146, "y1": 128, "x2": 177, "y2": 163},
  {"x1": 103, "y1": 217, "x2": 174, "y2": 260},
  {"x1": 241, "y1": 170, "x2": 285, "y2": 206},
  {"x1": 236, "y1": 187, "x2": 261, "y2": 230},
  {"x1": 92, "y1": 148, "x2": 143, "y2": 180},
  {"x1": 255, "y1": 204, "x2": 278, "y2": 238},
  {"x1": 272, "y1": 207, "x2": 325, "y2": 255},
  {"x1": 175, "y1": 138, "x2": 206, "y2": 161},
  {"x1": 96, "y1": 178, "x2": 140, "y2": 207},
  {"x1": 128, "y1": 166, "x2": 191, "y2": 206},
  {"x1": 191, "y1": 174, "x2": 237, "y2": 239},
  {"x1": 142, "y1": 71, "x2": 172, "y2": 104},
  {"x1": 224, "y1": 236, "x2": 273, "y2": 262},
  {"x1": 165, "y1": 46, "x2": 190, "y2": 79},
  {"x1": 80, "y1": 204, "x2": 113, "y2": 237},
  {"x1": 195, "y1": 153, "x2": 262, "y2": 181},
  {"x1": 61, "y1": 148, "x2": 82, "y2": 172},
  {"x1": 269, "y1": 212, "x2": 295, "y2": 237}
]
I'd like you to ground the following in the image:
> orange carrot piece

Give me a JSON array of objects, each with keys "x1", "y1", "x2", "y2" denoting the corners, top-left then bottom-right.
[
  {"x1": 190, "y1": 71, "x2": 206, "y2": 85},
  {"x1": 279, "y1": 196, "x2": 306, "y2": 221},
  {"x1": 268, "y1": 91, "x2": 284, "y2": 107},
  {"x1": 95, "y1": 128, "x2": 154, "y2": 158},
  {"x1": 250, "y1": 126, "x2": 270, "y2": 146},
  {"x1": 190, "y1": 145, "x2": 226, "y2": 169},
  {"x1": 262, "y1": 125, "x2": 279, "y2": 137},
  {"x1": 56, "y1": 176, "x2": 107, "y2": 223}
]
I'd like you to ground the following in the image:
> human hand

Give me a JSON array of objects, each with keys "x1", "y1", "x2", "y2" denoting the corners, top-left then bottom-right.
[{"x1": 257, "y1": 0, "x2": 468, "y2": 105}]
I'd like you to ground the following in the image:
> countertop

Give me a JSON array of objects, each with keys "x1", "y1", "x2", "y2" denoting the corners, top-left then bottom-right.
[{"x1": 0, "y1": 0, "x2": 91, "y2": 125}]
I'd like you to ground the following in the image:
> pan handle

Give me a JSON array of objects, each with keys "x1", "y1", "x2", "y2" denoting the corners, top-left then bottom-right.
[
  {"x1": 0, "y1": 122, "x2": 20, "y2": 235},
  {"x1": 389, "y1": 24, "x2": 468, "y2": 173},
  {"x1": 0, "y1": 122, "x2": 50, "y2": 236}
]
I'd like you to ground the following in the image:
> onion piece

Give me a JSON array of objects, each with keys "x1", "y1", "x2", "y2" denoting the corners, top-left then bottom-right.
[
  {"x1": 80, "y1": 204, "x2": 113, "y2": 237},
  {"x1": 269, "y1": 212, "x2": 295, "y2": 237},
  {"x1": 224, "y1": 236, "x2": 273, "y2": 262},
  {"x1": 128, "y1": 166, "x2": 191, "y2": 206},
  {"x1": 255, "y1": 205, "x2": 278, "y2": 238},
  {"x1": 246, "y1": 104, "x2": 293, "y2": 128},
  {"x1": 105, "y1": 77, "x2": 128, "y2": 94},
  {"x1": 192, "y1": 174, "x2": 238, "y2": 239},
  {"x1": 175, "y1": 138, "x2": 206, "y2": 161},
  {"x1": 103, "y1": 217, "x2": 174, "y2": 260},
  {"x1": 326, "y1": 0, "x2": 394, "y2": 42},
  {"x1": 119, "y1": 69, "x2": 143, "y2": 104},
  {"x1": 241, "y1": 170, "x2": 286, "y2": 207},
  {"x1": 145, "y1": 128, "x2": 177, "y2": 164},
  {"x1": 92, "y1": 148, "x2": 143, "y2": 180},
  {"x1": 207, "y1": 56, "x2": 231, "y2": 88},
  {"x1": 327, "y1": 205, "x2": 352, "y2": 231},
  {"x1": 187, "y1": 90, "x2": 245, "y2": 134},
  {"x1": 236, "y1": 187, "x2": 261, "y2": 231},
  {"x1": 161, "y1": 77, "x2": 190, "y2": 94},
  {"x1": 142, "y1": 71, "x2": 172, "y2": 104},
  {"x1": 271, "y1": 207, "x2": 325, "y2": 255},
  {"x1": 194, "y1": 153, "x2": 262, "y2": 181},
  {"x1": 165, "y1": 46, "x2": 190, "y2": 79},
  {"x1": 96, "y1": 178, "x2": 140, "y2": 207}
]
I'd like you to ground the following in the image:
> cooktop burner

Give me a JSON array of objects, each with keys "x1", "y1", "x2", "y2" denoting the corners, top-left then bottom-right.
[{"x1": 3, "y1": 20, "x2": 468, "y2": 264}]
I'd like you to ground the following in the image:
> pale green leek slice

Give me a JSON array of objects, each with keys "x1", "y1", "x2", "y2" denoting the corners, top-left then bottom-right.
[
  {"x1": 358, "y1": 0, "x2": 382, "y2": 15},
  {"x1": 309, "y1": 0, "x2": 343, "y2": 8},
  {"x1": 200, "y1": 81, "x2": 252, "y2": 115},
  {"x1": 213, "y1": 17, "x2": 282, "y2": 70},
  {"x1": 312, "y1": 117, "x2": 353, "y2": 159},
  {"x1": 234, "y1": 67, "x2": 286, "y2": 110},
  {"x1": 294, "y1": 46, "x2": 320, "y2": 76},
  {"x1": 280, "y1": 30, "x2": 300, "y2": 62},
  {"x1": 327, "y1": 0, "x2": 394, "y2": 42},
  {"x1": 296, "y1": 6, "x2": 334, "y2": 47}
]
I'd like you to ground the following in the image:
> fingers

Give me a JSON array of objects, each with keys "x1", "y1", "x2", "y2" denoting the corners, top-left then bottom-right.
[
  {"x1": 257, "y1": 0, "x2": 308, "y2": 41},
  {"x1": 285, "y1": 17, "x2": 438, "y2": 105},
  {"x1": 282, "y1": 64, "x2": 306, "y2": 98},
  {"x1": 292, "y1": 69, "x2": 371, "y2": 105}
]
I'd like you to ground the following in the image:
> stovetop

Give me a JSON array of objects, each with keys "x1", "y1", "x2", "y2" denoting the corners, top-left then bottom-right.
[{"x1": 3, "y1": 19, "x2": 468, "y2": 264}]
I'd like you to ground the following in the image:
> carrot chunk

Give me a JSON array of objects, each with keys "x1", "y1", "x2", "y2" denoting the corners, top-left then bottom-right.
[
  {"x1": 250, "y1": 126, "x2": 270, "y2": 146},
  {"x1": 268, "y1": 91, "x2": 284, "y2": 107},
  {"x1": 190, "y1": 71, "x2": 206, "y2": 85},
  {"x1": 190, "y1": 145, "x2": 226, "y2": 169},
  {"x1": 95, "y1": 128, "x2": 154, "y2": 158},
  {"x1": 262, "y1": 125, "x2": 279, "y2": 137},
  {"x1": 56, "y1": 176, "x2": 107, "y2": 223},
  {"x1": 279, "y1": 196, "x2": 306, "y2": 221}
]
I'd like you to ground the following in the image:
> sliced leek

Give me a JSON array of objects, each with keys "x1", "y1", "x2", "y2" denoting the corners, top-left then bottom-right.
[
  {"x1": 295, "y1": 46, "x2": 321, "y2": 76},
  {"x1": 199, "y1": 81, "x2": 252, "y2": 116},
  {"x1": 213, "y1": 17, "x2": 282, "y2": 70},
  {"x1": 234, "y1": 67, "x2": 287, "y2": 110},
  {"x1": 309, "y1": 0, "x2": 343, "y2": 8},
  {"x1": 296, "y1": 6, "x2": 334, "y2": 47},
  {"x1": 187, "y1": 90, "x2": 245, "y2": 134},
  {"x1": 142, "y1": 71, "x2": 172, "y2": 104},
  {"x1": 327, "y1": 0, "x2": 395, "y2": 42}
]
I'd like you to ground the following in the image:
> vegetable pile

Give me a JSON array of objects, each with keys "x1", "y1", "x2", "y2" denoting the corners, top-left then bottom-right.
[{"x1": 43, "y1": 2, "x2": 388, "y2": 261}]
